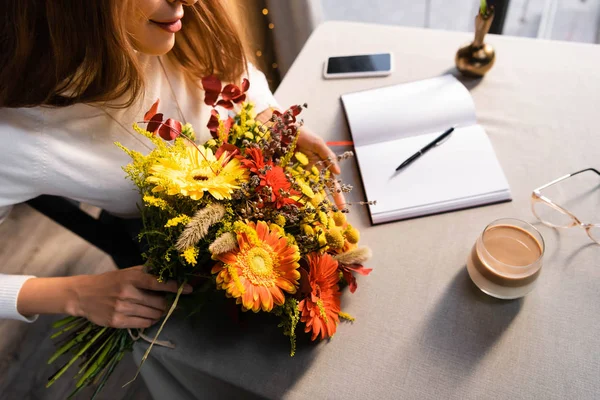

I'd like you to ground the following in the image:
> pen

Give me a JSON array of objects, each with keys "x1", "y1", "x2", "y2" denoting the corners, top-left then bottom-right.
[{"x1": 395, "y1": 127, "x2": 455, "y2": 171}]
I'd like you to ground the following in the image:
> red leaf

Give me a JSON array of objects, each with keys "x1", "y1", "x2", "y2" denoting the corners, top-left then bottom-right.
[
  {"x1": 232, "y1": 93, "x2": 246, "y2": 104},
  {"x1": 241, "y1": 78, "x2": 250, "y2": 93},
  {"x1": 221, "y1": 84, "x2": 240, "y2": 102},
  {"x1": 222, "y1": 83, "x2": 247, "y2": 104},
  {"x1": 341, "y1": 270, "x2": 358, "y2": 294},
  {"x1": 215, "y1": 143, "x2": 240, "y2": 165},
  {"x1": 290, "y1": 105, "x2": 302, "y2": 117},
  {"x1": 158, "y1": 118, "x2": 182, "y2": 141},
  {"x1": 207, "y1": 109, "x2": 220, "y2": 136},
  {"x1": 344, "y1": 264, "x2": 373, "y2": 276},
  {"x1": 146, "y1": 113, "x2": 163, "y2": 134},
  {"x1": 144, "y1": 98, "x2": 160, "y2": 121},
  {"x1": 202, "y1": 75, "x2": 222, "y2": 106},
  {"x1": 205, "y1": 92, "x2": 219, "y2": 107},
  {"x1": 202, "y1": 75, "x2": 222, "y2": 93},
  {"x1": 216, "y1": 99, "x2": 234, "y2": 110}
]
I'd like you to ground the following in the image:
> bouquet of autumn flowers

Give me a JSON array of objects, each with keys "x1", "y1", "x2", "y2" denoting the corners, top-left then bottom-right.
[{"x1": 47, "y1": 76, "x2": 372, "y2": 398}]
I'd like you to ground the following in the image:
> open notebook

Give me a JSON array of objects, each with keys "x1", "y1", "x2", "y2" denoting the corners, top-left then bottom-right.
[{"x1": 341, "y1": 75, "x2": 511, "y2": 224}]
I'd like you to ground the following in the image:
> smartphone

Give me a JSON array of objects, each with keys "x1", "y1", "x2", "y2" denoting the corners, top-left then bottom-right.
[{"x1": 323, "y1": 53, "x2": 393, "y2": 79}]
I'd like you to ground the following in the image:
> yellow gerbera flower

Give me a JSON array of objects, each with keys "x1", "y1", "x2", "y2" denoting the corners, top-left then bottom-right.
[
  {"x1": 211, "y1": 221, "x2": 301, "y2": 312},
  {"x1": 147, "y1": 146, "x2": 248, "y2": 200}
]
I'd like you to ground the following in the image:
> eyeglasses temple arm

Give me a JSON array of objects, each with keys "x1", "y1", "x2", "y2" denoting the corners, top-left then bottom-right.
[
  {"x1": 534, "y1": 173, "x2": 572, "y2": 192},
  {"x1": 571, "y1": 168, "x2": 600, "y2": 177},
  {"x1": 534, "y1": 168, "x2": 600, "y2": 192}
]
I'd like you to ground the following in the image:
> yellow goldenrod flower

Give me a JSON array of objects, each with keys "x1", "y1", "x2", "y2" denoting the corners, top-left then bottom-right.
[
  {"x1": 294, "y1": 152, "x2": 309, "y2": 166},
  {"x1": 275, "y1": 214, "x2": 286, "y2": 227},
  {"x1": 143, "y1": 195, "x2": 168, "y2": 210},
  {"x1": 233, "y1": 221, "x2": 260, "y2": 246},
  {"x1": 164, "y1": 215, "x2": 191, "y2": 228},
  {"x1": 182, "y1": 247, "x2": 199, "y2": 266}
]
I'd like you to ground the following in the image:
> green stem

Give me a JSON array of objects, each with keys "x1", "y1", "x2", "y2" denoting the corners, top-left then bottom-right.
[
  {"x1": 75, "y1": 332, "x2": 116, "y2": 388},
  {"x1": 76, "y1": 330, "x2": 116, "y2": 376},
  {"x1": 91, "y1": 333, "x2": 128, "y2": 400},
  {"x1": 52, "y1": 316, "x2": 81, "y2": 329},
  {"x1": 48, "y1": 324, "x2": 93, "y2": 365},
  {"x1": 46, "y1": 326, "x2": 108, "y2": 388},
  {"x1": 480, "y1": 0, "x2": 487, "y2": 15},
  {"x1": 50, "y1": 318, "x2": 86, "y2": 339}
]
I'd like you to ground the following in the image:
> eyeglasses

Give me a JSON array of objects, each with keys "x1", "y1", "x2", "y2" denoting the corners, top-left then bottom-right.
[{"x1": 531, "y1": 168, "x2": 600, "y2": 244}]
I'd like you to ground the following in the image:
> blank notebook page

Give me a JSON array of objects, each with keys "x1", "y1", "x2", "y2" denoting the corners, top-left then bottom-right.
[{"x1": 341, "y1": 75, "x2": 511, "y2": 224}]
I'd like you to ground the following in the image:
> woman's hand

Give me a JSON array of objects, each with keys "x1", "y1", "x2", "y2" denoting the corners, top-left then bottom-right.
[
  {"x1": 296, "y1": 126, "x2": 346, "y2": 209},
  {"x1": 18, "y1": 266, "x2": 192, "y2": 329},
  {"x1": 69, "y1": 266, "x2": 192, "y2": 328}
]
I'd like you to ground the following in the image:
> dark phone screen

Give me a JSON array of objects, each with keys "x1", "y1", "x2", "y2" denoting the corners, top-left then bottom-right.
[{"x1": 326, "y1": 53, "x2": 391, "y2": 74}]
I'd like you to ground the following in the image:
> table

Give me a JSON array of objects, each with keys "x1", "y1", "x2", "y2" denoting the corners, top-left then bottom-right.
[{"x1": 134, "y1": 21, "x2": 600, "y2": 399}]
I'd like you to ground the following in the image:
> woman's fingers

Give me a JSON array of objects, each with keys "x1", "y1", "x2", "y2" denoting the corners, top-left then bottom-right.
[
  {"x1": 127, "y1": 288, "x2": 168, "y2": 313},
  {"x1": 112, "y1": 316, "x2": 156, "y2": 329},
  {"x1": 131, "y1": 270, "x2": 192, "y2": 294},
  {"x1": 116, "y1": 301, "x2": 164, "y2": 321},
  {"x1": 330, "y1": 180, "x2": 347, "y2": 210},
  {"x1": 313, "y1": 138, "x2": 341, "y2": 175}
]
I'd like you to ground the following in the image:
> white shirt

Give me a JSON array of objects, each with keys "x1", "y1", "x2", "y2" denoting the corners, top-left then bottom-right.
[{"x1": 0, "y1": 55, "x2": 279, "y2": 321}]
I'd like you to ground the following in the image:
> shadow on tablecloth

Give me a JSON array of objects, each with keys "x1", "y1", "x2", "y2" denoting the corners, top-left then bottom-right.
[
  {"x1": 417, "y1": 268, "x2": 522, "y2": 381},
  {"x1": 439, "y1": 67, "x2": 483, "y2": 92}
]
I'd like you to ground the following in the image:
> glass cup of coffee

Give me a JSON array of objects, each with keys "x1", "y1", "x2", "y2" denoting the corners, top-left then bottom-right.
[{"x1": 467, "y1": 218, "x2": 545, "y2": 299}]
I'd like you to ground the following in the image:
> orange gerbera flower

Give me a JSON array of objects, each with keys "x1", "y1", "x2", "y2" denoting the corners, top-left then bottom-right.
[
  {"x1": 212, "y1": 221, "x2": 301, "y2": 312},
  {"x1": 299, "y1": 253, "x2": 341, "y2": 341}
]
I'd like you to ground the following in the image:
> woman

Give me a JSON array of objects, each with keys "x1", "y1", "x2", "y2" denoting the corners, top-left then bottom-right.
[{"x1": 0, "y1": 0, "x2": 341, "y2": 330}]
